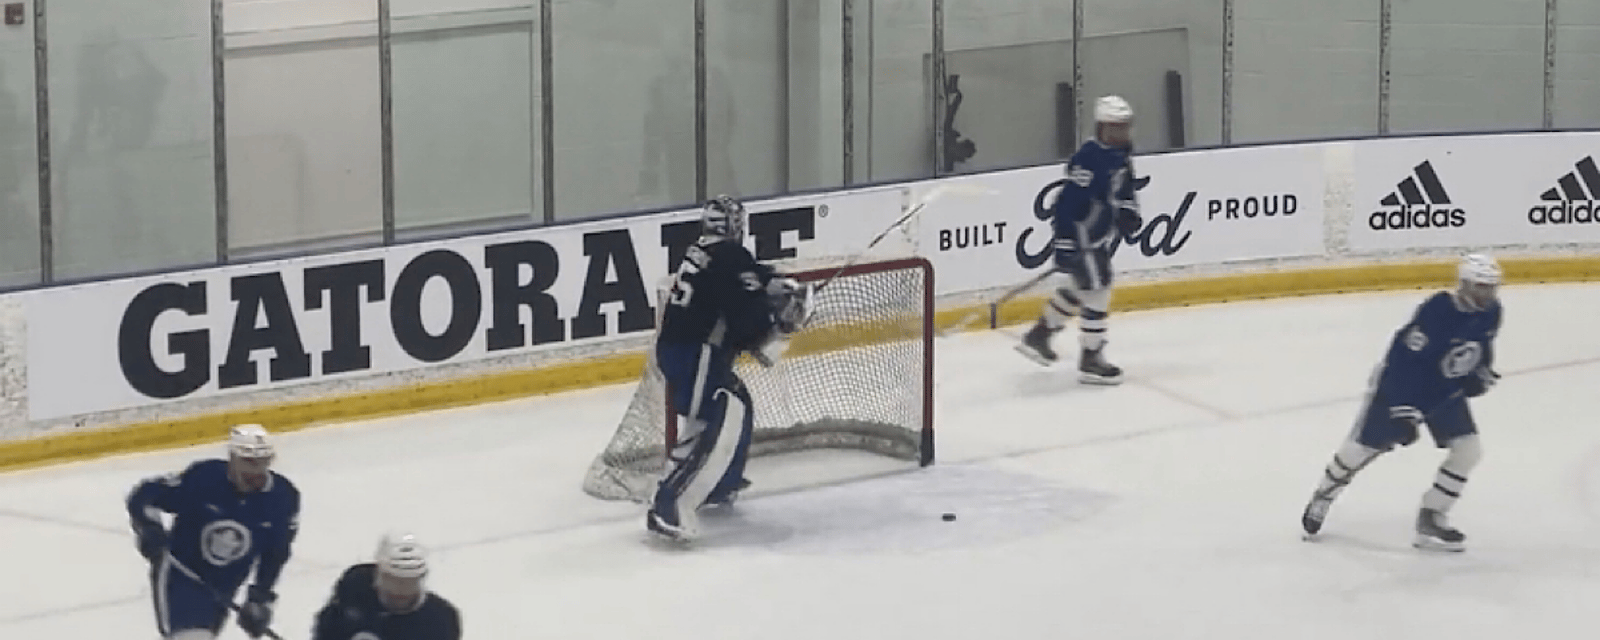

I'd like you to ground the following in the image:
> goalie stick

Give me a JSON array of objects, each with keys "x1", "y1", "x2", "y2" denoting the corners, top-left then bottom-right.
[{"x1": 799, "y1": 183, "x2": 994, "y2": 328}]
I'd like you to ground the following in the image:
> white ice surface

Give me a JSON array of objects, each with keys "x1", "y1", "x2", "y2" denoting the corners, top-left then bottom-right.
[{"x1": 5, "y1": 283, "x2": 1600, "y2": 639}]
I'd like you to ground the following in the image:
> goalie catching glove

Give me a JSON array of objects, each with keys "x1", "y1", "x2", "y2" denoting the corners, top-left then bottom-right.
[
  {"x1": 768, "y1": 277, "x2": 808, "y2": 335},
  {"x1": 750, "y1": 276, "x2": 808, "y2": 367}
]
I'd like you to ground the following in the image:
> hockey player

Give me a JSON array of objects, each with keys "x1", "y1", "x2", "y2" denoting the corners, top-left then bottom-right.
[
  {"x1": 1300, "y1": 254, "x2": 1504, "y2": 552},
  {"x1": 647, "y1": 194, "x2": 806, "y2": 542},
  {"x1": 1015, "y1": 95, "x2": 1144, "y2": 385},
  {"x1": 127, "y1": 424, "x2": 301, "y2": 640},
  {"x1": 312, "y1": 533, "x2": 462, "y2": 640}
]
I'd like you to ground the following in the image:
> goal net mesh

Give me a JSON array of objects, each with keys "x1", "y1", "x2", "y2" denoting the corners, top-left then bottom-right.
[{"x1": 582, "y1": 257, "x2": 935, "y2": 502}]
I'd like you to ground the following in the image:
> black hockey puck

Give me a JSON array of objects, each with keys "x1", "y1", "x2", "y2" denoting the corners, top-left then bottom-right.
[{"x1": 941, "y1": 512, "x2": 956, "y2": 522}]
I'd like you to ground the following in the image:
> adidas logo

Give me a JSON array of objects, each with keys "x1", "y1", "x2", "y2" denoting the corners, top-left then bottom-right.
[
  {"x1": 1369, "y1": 161, "x2": 1466, "y2": 230},
  {"x1": 1528, "y1": 157, "x2": 1600, "y2": 225}
]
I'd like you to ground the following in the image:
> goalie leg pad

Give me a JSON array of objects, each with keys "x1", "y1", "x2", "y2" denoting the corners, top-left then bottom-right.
[
  {"x1": 706, "y1": 382, "x2": 755, "y2": 506},
  {"x1": 650, "y1": 388, "x2": 751, "y2": 540}
]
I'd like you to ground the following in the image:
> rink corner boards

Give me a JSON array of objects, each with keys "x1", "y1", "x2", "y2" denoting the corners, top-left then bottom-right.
[{"x1": 2, "y1": 254, "x2": 1598, "y2": 474}]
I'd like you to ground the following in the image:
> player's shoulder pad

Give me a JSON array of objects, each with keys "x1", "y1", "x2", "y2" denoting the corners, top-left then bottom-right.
[
  {"x1": 269, "y1": 470, "x2": 301, "y2": 498},
  {"x1": 1420, "y1": 290, "x2": 1456, "y2": 314},
  {"x1": 337, "y1": 563, "x2": 377, "y2": 591},
  {"x1": 184, "y1": 459, "x2": 230, "y2": 482},
  {"x1": 704, "y1": 239, "x2": 758, "y2": 267}
]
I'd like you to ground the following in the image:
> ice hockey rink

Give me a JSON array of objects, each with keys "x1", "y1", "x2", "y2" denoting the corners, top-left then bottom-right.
[{"x1": 4, "y1": 281, "x2": 1600, "y2": 639}]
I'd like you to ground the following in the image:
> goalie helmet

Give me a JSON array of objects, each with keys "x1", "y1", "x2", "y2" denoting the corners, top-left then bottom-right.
[
  {"x1": 702, "y1": 195, "x2": 747, "y2": 243},
  {"x1": 1455, "y1": 253, "x2": 1502, "y2": 311}
]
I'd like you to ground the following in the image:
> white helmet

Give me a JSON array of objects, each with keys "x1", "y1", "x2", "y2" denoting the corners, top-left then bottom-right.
[
  {"x1": 1456, "y1": 253, "x2": 1502, "y2": 311},
  {"x1": 1458, "y1": 253, "x2": 1502, "y2": 286},
  {"x1": 1094, "y1": 95, "x2": 1134, "y2": 124},
  {"x1": 376, "y1": 532, "x2": 429, "y2": 579},
  {"x1": 227, "y1": 424, "x2": 274, "y2": 459}
]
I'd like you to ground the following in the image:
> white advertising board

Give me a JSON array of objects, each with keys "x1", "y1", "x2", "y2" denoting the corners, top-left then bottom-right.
[
  {"x1": 23, "y1": 188, "x2": 909, "y2": 420},
  {"x1": 917, "y1": 143, "x2": 1328, "y2": 296},
  {"x1": 1348, "y1": 132, "x2": 1600, "y2": 251}
]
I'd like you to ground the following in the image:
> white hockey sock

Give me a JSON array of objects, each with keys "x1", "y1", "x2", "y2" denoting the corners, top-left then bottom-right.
[
  {"x1": 1041, "y1": 288, "x2": 1079, "y2": 330},
  {"x1": 1075, "y1": 288, "x2": 1112, "y2": 351},
  {"x1": 1315, "y1": 439, "x2": 1382, "y2": 500},
  {"x1": 1422, "y1": 435, "x2": 1482, "y2": 513}
]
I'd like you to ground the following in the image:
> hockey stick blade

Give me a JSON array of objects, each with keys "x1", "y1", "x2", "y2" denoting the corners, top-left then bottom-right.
[{"x1": 937, "y1": 270, "x2": 1053, "y2": 337}]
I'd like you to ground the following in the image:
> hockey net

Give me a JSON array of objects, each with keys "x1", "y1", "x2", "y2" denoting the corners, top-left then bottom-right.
[{"x1": 582, "y1": 257, "x2": 936, "y2": 502}]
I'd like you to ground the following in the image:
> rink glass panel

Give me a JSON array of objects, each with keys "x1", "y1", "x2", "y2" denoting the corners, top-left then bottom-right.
[
  {"x1": 47, "y1": 0, "x2": 217, "y2": 280},
  {"x1": 390, "y1": 1, "x2": 542, "y2": 238}
]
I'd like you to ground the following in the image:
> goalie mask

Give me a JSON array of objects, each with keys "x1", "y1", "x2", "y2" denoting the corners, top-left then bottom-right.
[{"x1": 702, "y1": 195, "x2": 747, "y2": 243}]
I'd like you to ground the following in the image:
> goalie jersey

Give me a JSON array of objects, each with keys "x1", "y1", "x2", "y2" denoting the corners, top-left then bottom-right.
[
  {"x1": 1054, "y1": 140, "x2": 1140, "y2": 252},
  {"x1": 1374, "y1": 291, "x2": 1502, "y2": 412},
  {"x1": 659, "y1": 237, "x2": 779, "y2": 356}
]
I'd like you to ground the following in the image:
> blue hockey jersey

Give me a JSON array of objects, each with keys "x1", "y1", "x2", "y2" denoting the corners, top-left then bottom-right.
[
  {"x1": 127, "y1": 459, "x2": 300, "y2": 595},
  {"x1": 657, "y1": 237, "x2": 778, "y2": 356},
  {"x1": 1053, "y1": 139, "x2": 1140, "y2": 259},
  {"x1": 1375, "y1": 291, "x2": 1502, "y2": 411}
]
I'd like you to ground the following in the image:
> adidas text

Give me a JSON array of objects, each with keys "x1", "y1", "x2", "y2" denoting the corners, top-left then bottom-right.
[
  {"x1": 1369, "y1": 207, "x2": 1465, "y2": 230},
  {"x1": 1528, "y1": 200, "x2": 1600, "y2": 224}
]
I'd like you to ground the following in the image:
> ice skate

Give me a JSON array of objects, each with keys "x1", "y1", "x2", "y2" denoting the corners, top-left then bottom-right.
[
  {"x1": 647, "y1": 507, "x2": 698, "y2": 543},
  {"x1": 1078, "y1": 347, "x2": 1124, "y2": 385},
  {"x1": 704, "y1": 477, "x2": 751, "y2": 508},
  {"x1": 1014, "y1": 322, "x2": 1061, "y2": 366},
  {"x1": 1300, "y1": 493, "x2": 1333, "y2": 540},
  {"x1": 1412, "y1": 508, "x2": 1465, "y2": 552}
]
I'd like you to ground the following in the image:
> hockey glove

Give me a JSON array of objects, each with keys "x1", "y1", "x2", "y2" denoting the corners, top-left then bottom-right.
[
  {"x1": 766, "y1": 277, "x2": 807, "y2": 335},
  {"x1": 237, "y1": 585, "x2": 277, "y2": 638},
  {"x1": 1463, "y1": 365, "x2": 1499, "y2": 398},
  {"x1": 1115, "y1": 208, "x2": 1144, "y2": 239},
  {"x1": 131, "y1": 518, "x2": 167, "y2": 564},
  {"x1": 1388, "y1": 405, "x2": 1424, "y2": 447}
]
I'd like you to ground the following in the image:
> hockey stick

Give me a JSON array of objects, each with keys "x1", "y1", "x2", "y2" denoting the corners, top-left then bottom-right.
[
  {"x1": 937, "y1": 270, "x2": 1054, "y2": 337},
  {"x1": 799, "y1": 183, "x2": 994, "y2": 329},
  {"x1": 806, "y1": 184, "x2": 992, "y2": 289},
  {"x1": 165, "y1": 555, "x2": 286, "y2": 640}
]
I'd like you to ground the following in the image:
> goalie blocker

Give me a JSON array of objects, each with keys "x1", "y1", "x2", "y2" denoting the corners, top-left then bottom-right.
[{"x1": 583, "y1": 255, "x2": 936, "y2": 513}]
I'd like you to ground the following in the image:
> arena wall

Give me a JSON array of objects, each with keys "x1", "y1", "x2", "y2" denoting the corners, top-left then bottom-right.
[{"x1": 3, "y1": 130, "x2": 1599, "y2": 471}]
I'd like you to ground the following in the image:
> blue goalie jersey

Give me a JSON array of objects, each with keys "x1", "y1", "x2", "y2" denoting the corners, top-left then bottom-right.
[
  {"x1": 658, "y1": 237, "x2": 778, "y2": 356},
  {"x1": 1054, "y1": 139, "x2": 1140, "y2": 253},
  {"x1": 127, "y1": 459, "x2": 300, "y2": 594},
  {"x1": 1374, "y1": 291, "x2": 1502, "y2": 411}
]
